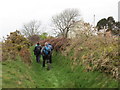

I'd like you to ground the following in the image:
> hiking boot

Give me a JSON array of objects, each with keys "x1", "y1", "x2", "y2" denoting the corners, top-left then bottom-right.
[{"x1": 47, "y1": 63, "x2": 51, "y2": 70}]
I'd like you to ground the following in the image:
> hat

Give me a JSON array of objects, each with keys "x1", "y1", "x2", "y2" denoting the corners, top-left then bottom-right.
[{"x1": 37, "y1": 42, "x2": 39, "y2": 45}]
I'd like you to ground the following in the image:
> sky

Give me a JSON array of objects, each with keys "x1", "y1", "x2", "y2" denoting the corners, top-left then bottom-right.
[{"x1": 0, "y1": 0, "x2": 119, "y2": 39}]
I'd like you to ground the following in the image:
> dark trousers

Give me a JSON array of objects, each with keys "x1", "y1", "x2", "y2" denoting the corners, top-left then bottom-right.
[
  {"x1": 36, "y1": 55, "x2": 41, "y2": 63},
  {"x1": 42, "y1": 55, "x2": 50, "y2": 67},
  {"x1": 49, "y1": 54, "x2": 52, "y2": 63}
]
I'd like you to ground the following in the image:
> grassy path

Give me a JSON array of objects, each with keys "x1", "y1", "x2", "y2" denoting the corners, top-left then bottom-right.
[
  {"x1": 2, "y1": 47, "x2": 118, "y2": 88},
  {"x1": 30, "y1": 48, "x2": 70, "y2": 88},
  {"x1": 30, "y1": 46, "x2": 118, "y2": 88}
]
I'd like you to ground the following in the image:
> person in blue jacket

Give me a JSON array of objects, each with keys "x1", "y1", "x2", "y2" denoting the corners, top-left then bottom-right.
[{"x1": 41, "y1": 42, "x2": 53, "y2": 67}]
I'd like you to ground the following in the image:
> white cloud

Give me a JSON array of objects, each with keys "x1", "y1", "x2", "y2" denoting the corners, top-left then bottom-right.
[{"x1": 0, "y1": 0, "x2": 119, "y2": 38}]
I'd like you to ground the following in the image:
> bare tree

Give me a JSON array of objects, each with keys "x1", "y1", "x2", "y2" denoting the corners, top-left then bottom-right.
[
  {"x1": 52, "y1": 8, "x2": 81, "y2": 38},
  {"x1": 22, "y1": 20, "x2": 41, "y2": 37}
]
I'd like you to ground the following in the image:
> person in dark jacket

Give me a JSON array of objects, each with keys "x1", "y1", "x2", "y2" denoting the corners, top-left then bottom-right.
[{"x1": 34, "y1": 43, "x2": 42, "y2": 63}]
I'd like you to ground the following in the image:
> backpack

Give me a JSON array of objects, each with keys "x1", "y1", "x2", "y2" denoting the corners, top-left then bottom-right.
[
  {"x1": 43, "y1": 46, "x2": 51, "y2": 55},
  {"x1": 35, "y1": 46, "x2": 42, "y2": 55},
  {"x1": 47, "y1": 44, "x2": 53, "y2": 51}
]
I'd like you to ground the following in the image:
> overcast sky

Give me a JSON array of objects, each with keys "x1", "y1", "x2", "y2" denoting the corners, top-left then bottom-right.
[{"x1": 0, "y1": 0, "x2": 119, "y2": 39}]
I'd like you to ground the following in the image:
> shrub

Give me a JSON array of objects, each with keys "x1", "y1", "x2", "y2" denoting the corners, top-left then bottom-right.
[
  {"x1": 64, "y1": 36, "x2": 119, "y2": 79},
  {"x1": 19, "y1": 48, "x2": 32, "y2": 64},
  {"x1": 2, "y1": 30, "x2": 32, "y2": 64}
]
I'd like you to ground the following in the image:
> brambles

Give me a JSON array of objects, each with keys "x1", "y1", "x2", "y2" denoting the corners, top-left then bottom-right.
[
  {"x1": 28, "y1": 35, "x2": 40, "y2": 45},
  {"x1": 2, "y1": 30, "x2": 32, "y2": 64},
  {"x1": 39, "y1": 37, "x2": 70, "y2": 52}
]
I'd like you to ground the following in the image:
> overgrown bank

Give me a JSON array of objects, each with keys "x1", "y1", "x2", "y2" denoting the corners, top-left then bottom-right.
[{"x1": 63, "y1": 36, "x2": 119, "y2": 80}]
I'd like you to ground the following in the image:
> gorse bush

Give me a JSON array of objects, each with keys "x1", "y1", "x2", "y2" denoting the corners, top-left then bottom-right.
[
  {"x1": 64, "y1": 36, "x2": 119, "y2": 80},
  {"x1": 2, "y1": 30, "x2": 32, "y2": 64},
  {"x1": 19, "y1": 48, "x2": 32, "y2": 64}
]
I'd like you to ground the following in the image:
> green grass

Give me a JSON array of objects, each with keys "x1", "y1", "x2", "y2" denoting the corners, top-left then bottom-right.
[
  {"x1": 2, "y1": 46, "x2": 118, "y2": 88},
  {"x1": 2, "y1": 57, "x2": 37, "y2": 88}
]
